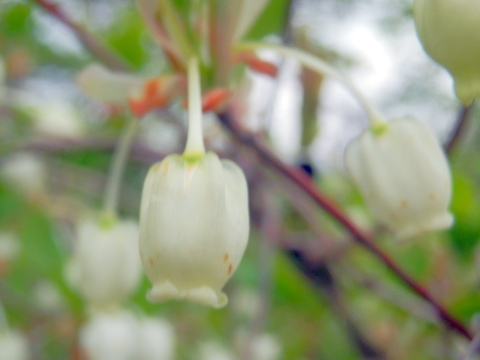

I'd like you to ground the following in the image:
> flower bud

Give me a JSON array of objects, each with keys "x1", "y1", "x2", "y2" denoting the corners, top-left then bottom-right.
[
  {"x1": 139, "y1": 153, "x2": 249, "y2": 308},
  {"x1": 66, "y1": 217, "x2": 142, "y2": 308},
  {"x1": 413, "y1": 0, "x2": 480, "y2": 104},
  {"x1": 345, "y1": 118, "x2": 453, "y2": 238}
]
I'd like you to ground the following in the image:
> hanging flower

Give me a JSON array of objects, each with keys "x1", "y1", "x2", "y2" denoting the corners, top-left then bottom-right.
[
  {"x1": 413, "y1": 0, "x2": 480, "y2": 104},
  {"x1": 344, "y1": 118, "x2": 453, "y2": 238},
  {"x1": 139, "y1": 58, "x2": 249, "y2": 308},
  {"x1": 66, "y1": 217, "x2": 142, "y2": 309}
]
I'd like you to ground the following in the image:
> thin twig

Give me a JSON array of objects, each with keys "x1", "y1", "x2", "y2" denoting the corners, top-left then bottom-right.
[
  {"x1": 31, "y1": 0, "x2": 131, "y2": 71},
  {"x1": 446, "y1": 105, "x2": 473, "y2": 155},
  {"x1": 218, "y1": 110, "x2": 472, "y2": 341}
]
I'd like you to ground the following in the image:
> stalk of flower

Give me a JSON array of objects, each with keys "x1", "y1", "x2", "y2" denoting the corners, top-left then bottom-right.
[
  {"x1": 67, "y1": 70, "x2": 147, "y2": 309},
  {"x1": 413, "y1": 0, "x2": 480, "y2": 105},
  {"x1": 235, "y1": 42, "x2": 384, "y2": 126},
  {"x1": 138, "y1": 58, "x2": 250, "y2": 308}
]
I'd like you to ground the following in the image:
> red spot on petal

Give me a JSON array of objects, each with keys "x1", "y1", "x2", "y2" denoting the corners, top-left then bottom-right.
[
  {"x1": 223, "y1": 253, "x2": 229, "y2": 263},
  {"x1": 227, "y1": 264, "x2": 233, "y2": 275}
]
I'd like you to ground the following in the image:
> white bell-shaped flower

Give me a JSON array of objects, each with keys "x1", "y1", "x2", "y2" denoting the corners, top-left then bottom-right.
[
  {"x1": 413, "y1": 0, "x2": 480, "y2": 104},
  {"x1": 66, "y1": 217, "x2": 142, "y2": 308},
  {"x1": 345, "y1": 118, "x2": 453, "y2": 238},
  {"x1": 139, "y1": 59, "x2": 249, "y2": 308},
  {"x1": 0, "y1": 330, "x2": 29, "y2": 360}
]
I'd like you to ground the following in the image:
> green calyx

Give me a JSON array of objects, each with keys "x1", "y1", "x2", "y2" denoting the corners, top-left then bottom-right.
[
  {"x1": 182, "y1": 151, "x2": 205, "y2": 164},
  {"x1": 98, "y1": 212, "x2": 117, "y2": 230},
  {"x1": 371, "y1": 121, "x2": 389, "y2": 137}
]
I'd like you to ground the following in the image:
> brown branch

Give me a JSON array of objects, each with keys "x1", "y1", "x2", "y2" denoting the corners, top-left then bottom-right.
[
  {"x1": 31, "y1": 0, "x2": 131, "y2": 72},
  {"x1": 446, "y1": 105, "x2": 473, "y2": 155},
  {"x1": 218, "y1": 110, "x2": 472, "y2": 341}
]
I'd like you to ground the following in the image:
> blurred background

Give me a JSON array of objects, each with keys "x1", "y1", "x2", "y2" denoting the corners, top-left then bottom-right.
[{"x1": 1, "y1": 0, "x2": 480, "y2": 359}]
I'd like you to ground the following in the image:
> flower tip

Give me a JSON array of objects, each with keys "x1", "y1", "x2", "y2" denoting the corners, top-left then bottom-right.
[
  {"x1": 147, "y1": 282, "x2": 228, "y2": 308},
  {"x1": 395, "y1": 212, "x2": 454, "y2": 239}
]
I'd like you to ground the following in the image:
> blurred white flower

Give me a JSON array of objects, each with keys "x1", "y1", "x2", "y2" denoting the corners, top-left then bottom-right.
[
  {"x1": 250, "y1": 333, "x2": 281, "y2": 360},
  {"x1": 0, "y1": 152, "x2": 47, "y2": 196},
  {"x1": 231, "y1": 288, "x2": 261, "y2": 319},
  {"x1": 136, "y1": 317, "x2": 175, "y2": 360},
  {"x1": 345, "y1": 118, "x2": 453, "y2": 238},
  {"x1": 33, "y1": 281, "x2": 64, "y2": 313},
  {"x1": 34, "y1": 101, "x2": 85, "y2": 139},
  {"x1": 414, "y1": 0, "x2": 480, "y2": 104},
  {"x1": 80, "y1": 310, "x2": 176, "y2": 360},
  {"x1": 80, "y1": 310, "x2": 138, "y2": 360},
  {"x1": 77, "y1": 64, "x2": 142, "y2": 104},
  {"x1": 236, "y1": 330, "x2": 281, "y2": 360},
  {"x1": 66, "y1": 217, "x2": 142, "y2": 308},
  {"x1": 198, "y1": 342, "x2": 236, "y2": 360},
  {"x1": 77, "y1": 63, "x2": 184, "y2": 118},
  {"x1": 0, "y1": 330, "x2": 29, "y2": 360}
]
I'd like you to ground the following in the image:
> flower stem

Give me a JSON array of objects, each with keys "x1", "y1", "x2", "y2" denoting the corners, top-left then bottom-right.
[
  {"x1": 103, "y1": 118, "x2": 137, "y2": 218},
  {"x1": 183, "y1": 58, "x2": 205, "y2": 159},
  {"x1": 236, "y1": 42, "x2": 385, "y2": 126},
  {"x1": 159, "y1": 0, "x2": 195, "y2": 61}
]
